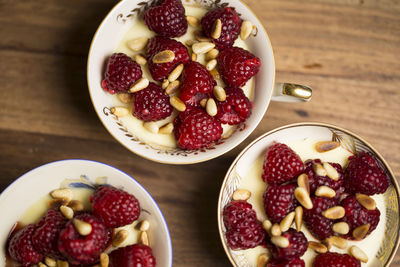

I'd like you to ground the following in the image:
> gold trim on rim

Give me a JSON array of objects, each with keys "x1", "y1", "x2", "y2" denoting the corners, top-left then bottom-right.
[{"x1": 217, "y1": 122, "x2": 400, "y2": 267}]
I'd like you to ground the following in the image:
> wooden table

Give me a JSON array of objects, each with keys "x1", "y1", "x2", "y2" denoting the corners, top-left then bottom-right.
[{"x1": 0, "y1": 0, "x2": 399, "y2": 265}]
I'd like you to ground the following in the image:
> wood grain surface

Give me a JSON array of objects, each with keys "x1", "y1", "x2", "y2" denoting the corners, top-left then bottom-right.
[{"x1": 0, "y1": 0, "x2": 399, "y2": 265}]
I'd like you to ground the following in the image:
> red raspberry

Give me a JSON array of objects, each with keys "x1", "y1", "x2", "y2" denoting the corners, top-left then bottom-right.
[
  {"x1": 32, "y1": 210, "x2": 67, "y2": 259},
  {"x1": 109, "y1": 244, "x2": 156, "y2": 267},
  {"x1": 132, "y1": 82, "x2": 173, "y2": 121},
  {"x1": 340, "y1": 194, "x2": 380, "y2": 240},
  {"x1": 216, "y1": 86, "x2": 252, "y2": 125},
  {"x1": 303, "y1": 196, "x2": 337, "y2": 240},
  {"x1": 267, "y1": 258, "x2": 305, "y2": 267},
  {"x1": 173, "y1": 107, "x2": 222, "y2": 150},
  {"x1": 223, "y1": 201, "x2": 266, "y2": 250},
  {"x1": 91, "y1": 185, "x2": 141, "y2": 228},
  {"x1": 217, "y1": 46, "x2": 261, "y2": 87},
  {"x1": 263, "y1": 183, "x2": 297, "y2": 223},
  {"x1": 261, "y1": 143, "x2": 304, "y2": 185},
  {"x1": 143, "y1": 0, "x2": 187, "y2": 38},
  {"x1": 147, "y1": 36, "x2": 189, "y2": 81},
  {"x1": 313, "y1": 252, "x2": 361, "y2": 267},
  {"x1": 201, "y1": 7, "x2": 242, "y2": 50},
  {"x1": 58, "y1": 213, "x2": 111, "y2": 265},
  {"x1": 102, "y1": 53, "x2": 143, "y2": 94},
  {"x1": 267, "y1": 228, "x2": 308, "y2": 260},
  {"x1": 344, "y1": 152, "x2": 389, "y2": 195},
  {"x1": 179, "y1": 61, "x2": 216, "y2": 106},
  {"x1": 8, "y1": 224, "x2": 43, "y2": 266}
]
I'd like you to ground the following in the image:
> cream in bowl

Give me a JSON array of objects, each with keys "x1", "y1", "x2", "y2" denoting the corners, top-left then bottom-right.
[{"x1": 218, "y1": 123, "x2": 399, "y2": 267}]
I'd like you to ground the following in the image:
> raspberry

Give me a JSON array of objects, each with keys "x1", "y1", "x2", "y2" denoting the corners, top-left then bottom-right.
[
  {"x1": 344, "y1": 152, "x2": 389, "y2": 195},
  {"x1": 216, "y1": 86, "x2": 252, "y2": 125},
  {"x1": 313, "y1": 252, "x2": 361, "y2": 267},
  {"x1": 173, "y1": 107, "x2": 222, "y2": 150},
  {"x1": 267, "y1": 258, "x2": 305, "y2": 267},
  {"x1": 109, "y1": 244, "x2": 156, "y2": 267},
  {"x1": 179, "y1": 61, "x2": 216, "y2": 106},
  {"x1": 147, "y1": 36, "x2": 190, "y2": 81},
  {"x1": 143, "y1": 0, "x2": 187, "y2": 38},
  {"x1": 91, "y1": 185, "x2": 141, "y2": 228},
  {"x1": 340, "y1": 194, "x2": 380, "y2": 240},
  {"x1": 201, "y1": 6, "x2": 242, "y2": 50},
  {"x1": 102, "y1": 53, "x2": 143, "y2": 94},
  {"x1": 267, "y1": 228, "x2": 308, "y2": 260},
  {"x1": 223, "y1": 201, "x2": 266, "y2": 250},
  {"x1": 8, "y1": 224, "x2": 43, "y2": 266},
  {"x1": 303, "y1": 196, "x2": 338, "y2": 240},
  {"x1": 58, "y1": 213, "x2": 111, "y2": 265},
  {"x1": 32, "y1": 210, "x2": 67, "y2": 259},
  {"x1": 263, "y1": 183, "x2": 297, "y2": 223},
  {"x1": 304, "y1": 159, "x2": 345, "y2": 197},
  {"x1": 261, "y1": 143, "x2": 304, "y2": 185},
  {"x1": 132, "y1": 82, "x2": 173, "y2": 121},
  {"x1": 217, "y1": 46, "x2": 261, "y2": 87}
]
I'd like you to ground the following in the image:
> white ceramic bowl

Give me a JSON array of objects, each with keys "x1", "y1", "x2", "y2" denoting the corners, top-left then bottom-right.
[
  {"x1": 87, "y1": 0, "x2": 311, "y2": 164},
  {"x1": 0, "y1": 159, "x2": 172, "y2": 267},
  {"x1": 218, "y1": 122, "x2": 399, "y2": 267}
]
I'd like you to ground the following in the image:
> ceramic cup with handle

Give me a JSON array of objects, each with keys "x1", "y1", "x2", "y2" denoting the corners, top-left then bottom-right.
[{"x1": 87, "y1": 0, "x2": 312, "y2": 164}]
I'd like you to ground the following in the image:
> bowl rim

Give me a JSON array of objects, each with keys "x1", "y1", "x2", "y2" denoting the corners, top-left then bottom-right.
[
  {"x1": 86, "y1": 0, "x2": 276, "y2": 165},
  {"x1": 217, "y1": 121, "x2": 400, "y2": 267},
  {"x1": 0, "y1": 159, "x2": 173, "y2": 267}
]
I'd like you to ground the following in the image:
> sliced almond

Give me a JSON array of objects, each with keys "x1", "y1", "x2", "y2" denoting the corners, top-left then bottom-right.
[
  {"x1": 165, "y1": 80, "x2": 180, "y2": 95},
  {"x1": 308, "y1": 241, "x2": 328, "y2": 253},
  {"x1": 295, "y1": 206, "x2": 303, "y2": 231},
  {"x1": 111, "y1": 106, "x2": 129, "y2": 117},
  {"x1": 100, "y1": 253, "x2": 109, "y2": 267},
  {"x1": 152, "y1": 50, "x2": 175, "y2": 64},
  {"x1": 129, "y1": 77, "x2": 149, "y2": 93},
  {"x1": 297, "y1": 174, "x2": 310, "y2": 194},
  {"x1": 315, "y1": 141, "x2": 340, "y2": 153},
  {"x1": 185, "y1": 39, "x2": 197, "y2": 46},
  {"x1": 68, "y1": 200, "x2": 84, "y2": 211},
  {"x1": 168, "y1": 63, "x2": 184, "y2": 82},
  {"x1": 73, "y1": 219, "x2": 92, "y2": 236},
  {"x1": 232, "y1": 189, "x2": 251, "y2": 201},
  {"x1": 57, "y1": 260, "x2": 69, "y2": 267},
  {"x1": 257, "y1": 253, "x2": 270, "y2": 267},
  {"x1": 127, "y1": 37, "x2": 148, "y2": 52},
  {"x1": 191, "y1": 53, "x2": 197, "y2": 61},
  {"x1": 140, "y1": 231, "x2": 149, "y2": 246},
  {"x1": 349, "y1": 245, "x2": 368, "y2": 263},
  {"x1": 294, "y1": 187, "x2": 313, "y2": 209},
  {"x1": 51, "y1": 189, "x2": 72, "y2": 203},
  {"x1": 192, "y1": 42, "x2": 215, "y2": 54},
  {"x1": 135, "y1": 54, "x2": 147, "y2": 65},
  {"x1": 240, "y1": 20, "x2": 253, "y2": 40},
  {"x1": 45, "y1": 257, "x2": 57, "y2": 267},
  {"x1": 322, "y1": 206, "x2": 345, "y2": 219},
  {"x1": 206, "y1": 98, "x2": 217, "y2": 116},
  {"x1": 315, "y1": 186, "x2": 336, "y2": 198},
  {"x1": 162, "y1": 79, "x2": 169, "y2": 89},
  {"x1": 213, "y1": 86, "x2": 226, "y2": 102},
  {"x1": 206, "y1": 59, "x2": 217, "y2": 71},
  {"x1": 210, "y1": 68, "x2": 221, "y2": 80},
  {"x1": 117, "y1": 93, "x2": 134, "y2": 103},
  {"x1": 200, "y1": 98, "x2": 207, "y2": 108},
  {"x1": 186, "y1": 15, "x2": 199, "y2": 27},
  {"x1": 139, "y1": 220, "x2": 150, "y2": 231},
  {"x1": 280, "y1": 211, "x2": 295, "y2": 232},
  {"x1": 211, "y1": 19, "x2": 222, "y2": 39},
  {"x1": 313, "y1": 163, "x2": 327, "y2": 176},
  {"x1": 355, "y1": 193, "x2": 376, "y2": 210},
  {"x1": 143, "y1": 122, "x2": 159, "y2": 134},
  {"x1": 262, "y1": 219, "x2": 272, "y2": 232},
  {"x1": 206, "y1": 48, "x2": 219, "y2": 60},
  {"x1": 332, "y1": 222, "x2": 350, "y2": 235},
  {"x1": 170, "y1": 96, "x2": 186, "y2": 112},
  {"x1": 60, "y1": 205, "x2": 74, "y2": 219},
  {"x1": 271, "y1": 236, "x2": 289, "y2": 248},
  {"x1": 323, "y1": 162, "x2": 339, "y2": 181},
  {"x1": 159, "y1": 123, "x2": 174, "y2": 134},
  {"x1": 194, "y1": 30, "x2": 211, "y2": 42},
  {"x1": 270, "y1": 223, "x2": 281, "y2": 236},
  {"x1": 325, "y1": 236, "x2": 348, "y2": 249},
  {"x1": 353, "y1": 223, "x2": 370, "y2": 240},
  {"x1": 113, "y1": 229, "x2": 129, "y2": 247}
]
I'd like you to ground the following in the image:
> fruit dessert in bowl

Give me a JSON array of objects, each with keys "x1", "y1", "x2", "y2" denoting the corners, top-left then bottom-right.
[
  {"x1": 87, "y1": 0, "x2": 312, "y2": 164},
  {"x1": 218, "y1": 122, "x2": 399, "y2": 267},
  {"x1": 0, "y1": 159, "x2": 172, "y2": 267}
]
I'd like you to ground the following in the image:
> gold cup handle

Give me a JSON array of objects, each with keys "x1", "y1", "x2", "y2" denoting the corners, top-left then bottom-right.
[{"x1": 272, "y1": 83, "x2": 312, "y2": 102}]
